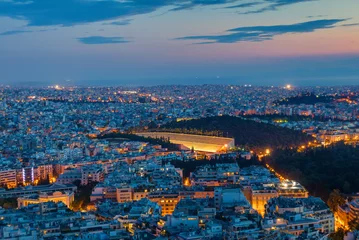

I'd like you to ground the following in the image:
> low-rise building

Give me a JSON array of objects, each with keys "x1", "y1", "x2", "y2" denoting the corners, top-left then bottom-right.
[
  {"x1": 17, "y1": 191, "x2": 75, "y2": 208},
  {"x1": 0, "y1": 169, "x2": 17, "y2": 189},
  {"x1": 56, "y1": 168, "x2": 81, "y2": 184},
  {"x1": 264, "y1": 196, "x2": 335, "y2": 234},
  {"x1": 81, "y1": 165, "x2": 104, "y2": 185},
  {"x1": 277, "y1": 180, "x2": 309, "y2": 198},
  {"x1": 0, "y1": 183, "x2": 77, "y2": 198},
  {"x1": 148, "y1": 191, "x2": 180, "y2": 216},
  {"x1": 214, "y1": 187, "x2": 250, "y2": 211},
  {"x1": 250, "y1": 185, "x2": 278, "y2": 216},
  {"x1": 191, "y1": 163, "x2": 240, "y2": 187}
]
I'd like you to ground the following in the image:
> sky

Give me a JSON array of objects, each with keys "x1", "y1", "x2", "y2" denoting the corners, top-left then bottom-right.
[{"x1": 0, "y1": 0, "x2": 358, "y2": 86}]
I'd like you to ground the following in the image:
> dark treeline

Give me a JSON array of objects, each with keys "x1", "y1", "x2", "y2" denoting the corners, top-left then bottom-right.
[
  {"x1": 0, "y1": 198, "x2": 17, "y2": 209},
  {"x1": 263, "y1": 142, "x2": 359, "y2": 201},
  {"x1": 154, "y1": 115, "x2": 313, "y2": 151},
  {"x1": 241, "y1": 114, "x2": 345, "y2": 122},
  {"x1": 274, "y1": 93, "x2": 334, "y2": 105},
  {"x1": 96, "y1": 132, "x2": 180, "y2": 151}
]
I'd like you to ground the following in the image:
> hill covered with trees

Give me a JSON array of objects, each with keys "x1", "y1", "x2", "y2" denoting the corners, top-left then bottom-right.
[
  {"x1": 263, "y1": 142, "x2": 359, "y2": 201},
  {"x1": 153, "y1": 115, "x2": 313, "y2": 151},
  {"x1": 96, "y1": 132, "x2": 180, "y2": 151},
  {"x1": 274, "y1": 93, "x2": 334, "y2": 105}
]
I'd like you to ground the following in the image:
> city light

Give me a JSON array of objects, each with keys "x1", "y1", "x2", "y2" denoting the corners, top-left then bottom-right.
[
  {"x1": 0, "y1": 84, "x2": 356, "y2": 239},
  {"x1": 1, "y1": 0, "x2": 358, "y2": 237}
]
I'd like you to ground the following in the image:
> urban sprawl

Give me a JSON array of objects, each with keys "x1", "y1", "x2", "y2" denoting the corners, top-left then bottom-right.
[{"x1": 0, "y1": 85, "x2": 359, "y2": 240}]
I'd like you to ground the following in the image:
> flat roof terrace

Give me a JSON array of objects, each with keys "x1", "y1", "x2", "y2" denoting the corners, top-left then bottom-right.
[{"x1": 135, "y1": 132, "x2": 235, "y2": 153}]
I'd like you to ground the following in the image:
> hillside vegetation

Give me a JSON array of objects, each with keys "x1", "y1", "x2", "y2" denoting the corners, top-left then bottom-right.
[
  {"x1": 263, "y1": 142, "x2": 359, "y2": 200},
  {"x1": 152, "y1": 115, "x2": 313, "y2": 151},
  {"x1": 96, "y1": 132, "x2": 180, "y2": 151},
  {"x1": 274, "y1": 93, "x2": 334, "y2": 105}
]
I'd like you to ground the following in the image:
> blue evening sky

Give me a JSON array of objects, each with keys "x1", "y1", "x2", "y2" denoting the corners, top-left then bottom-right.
[{"x1": 0, "y1": 0, "x2": 358, "y2": 86}]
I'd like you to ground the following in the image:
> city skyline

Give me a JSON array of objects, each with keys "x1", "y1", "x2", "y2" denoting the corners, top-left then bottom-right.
[
  {"x1": 0, "y1": 0, "x2": 359, "y2": 86},
  {"x1": 0, "y1": 84, "x2": 358, "y2": 239}
]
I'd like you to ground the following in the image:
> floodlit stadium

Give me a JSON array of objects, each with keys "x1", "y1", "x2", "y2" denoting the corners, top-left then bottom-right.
[{"x1": 136, "y1": 132, "x2": 235, "y2": 153}]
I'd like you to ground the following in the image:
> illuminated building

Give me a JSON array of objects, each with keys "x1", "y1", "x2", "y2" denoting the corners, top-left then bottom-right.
[
  {"x1": 17, "y1": 191, "x2": 75, "y2": 208},
  {"x1": 37, "y1": 165, "x2": 54, "y2": 183},
  {"x1": 176, "y1": 117, "x2": 195, "y2": 122},
  {"x1": 0, "y1": 169, "x2": 17, "y2": 188},
  {"x1": 0, "y1": 183, "x2": 77, "y2": 198},
  {"x1": 136, "y1": 132, "x2": 234, "y2": 153},
  {"x1": 193, "y1": 189, "x2": 215, "y2": 199},
  {"x1": 116, "y1": 187, "x2": 133, "y2": 203},
  {"x1": 178, "y1": 187, "x2": 215, "y2": 199},
  {"x1": 147, "y1": 191, "x2": 180, "y2": 216},
  {"x1": 22, "y1": 167, "x2": 35, "y2": 185},
  {"x1": 319, "y1": 132, "x2": 348, "y2": 143},
  {"x1": 348, "y1": 199, "x2": 359, "y2": 223},
  {"x1": 277, "y1": 180, "x2": 309, "y2": 198},
  {"x1": 337, "y1": 204, "x2": 350, "y2": 228},
  {"x1": 132, "y1": 189, "x2": 149, "y2": 201},
  {"x1": 191, "y1": 163, "x2": 240, "y2": 187},
  {"x1": 20, "y1": 165, "x2": 54, "y2": 186},
  {"x1": 115, "y1": 187, "x2": 151, "y2": 203},
  {"x1": 250, "y1": 185, "x2": 278, "y2": 216}
]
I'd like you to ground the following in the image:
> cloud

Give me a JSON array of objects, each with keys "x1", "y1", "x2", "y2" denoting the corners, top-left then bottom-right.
[
  {"x1": 341, "y1": 23, "x2": 359, "y2": 27},
  {"x1": 0, "y1": 0, "x2": 315, "y2": 28},
  {"x1": 0, "y1": 0, "x2": 246, "y2": 27},
  {"x1": 240, "y1": 0, "x2": 317, "y2": 14},
  {"x1": 175, "y1": 19, "x2": 347, "y2": 44},
  {"x1": 0, "y1": 28, "x2": 56, "y2": 36},
  {"x1": 103, "y1": 19, "x2": 132, "y2": 26},
  {"x1": 170, "y1": 0, "x2": 236, "y2": 11},
  {"x1": 0, "y1": 29, "x2": 32, "y2": 35},
  {"x1": 268, "y1": 0, "x2": 316, "y2": 7},
  {"x1": 77, "y1": 36, "x2": 130, "y2": 44},
  {"x1": 307, "y1": 15, "x2": 327, "y2": 18},
  {"x1": 224, "y1": 2, "x2": 262, "y2": 9},
  {"x1": 0, "y1": 0, "x2": 161, "y2": 26}
]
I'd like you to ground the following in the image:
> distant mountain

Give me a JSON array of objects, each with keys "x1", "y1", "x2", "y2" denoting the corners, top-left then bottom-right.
[{"x1": 152, "y1": 115, "x2": 314, "y2": 151}]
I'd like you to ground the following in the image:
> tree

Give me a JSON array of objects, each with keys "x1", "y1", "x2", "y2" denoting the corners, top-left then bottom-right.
[
  {"x1": 70, "y1": 199, "x2": 82, "y2": 211},
  {"x1": 329, "y1": 228, "x2": 346, "y2": 240},
  {"x1": 73, "y1": 179, "x2": 81, "y2": 187},
  {"x1": 0, "y1": 198, "x2": 17, "y2": 209},
  {"x1": 348, "y1": 219, "x2": 359, "y2": 231},
  {"x1": 70, "y1": 181, "x2": 97, "y2": 211},
  {"x1": 3, "y1": 202, "x2": 14, "y2": 209},
  {"x1": 327, "y1": 189, "x2": 346, "y2": 213}
]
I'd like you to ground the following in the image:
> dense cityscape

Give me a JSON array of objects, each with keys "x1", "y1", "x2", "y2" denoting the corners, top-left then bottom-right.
[
  {"x1": 1, "y1": 0, "x2": 358, "y2": 238},
  {"x1": 0, "y1": 85, "x2": 358, "y2": 239}
]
